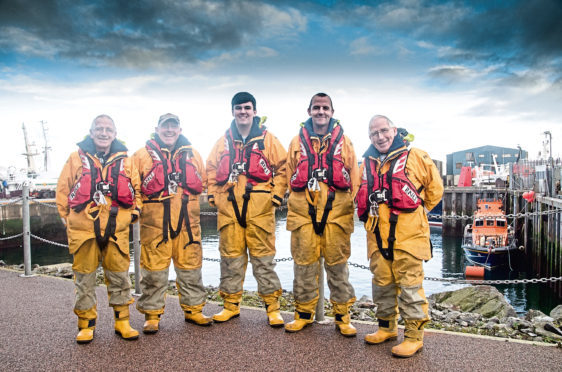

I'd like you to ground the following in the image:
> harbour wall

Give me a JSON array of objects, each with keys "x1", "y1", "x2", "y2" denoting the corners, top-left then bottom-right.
[{"x1": 443, "y1": 187, "x2": 562, "y2": 298}]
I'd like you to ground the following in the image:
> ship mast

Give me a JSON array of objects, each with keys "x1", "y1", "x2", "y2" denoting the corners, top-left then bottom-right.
[
  {"x1": 40, "y1": 120, "x2": 51, "y2": 172},
  {"x1": 21, "y1": 122, "x2": 38, "y2": 177}
]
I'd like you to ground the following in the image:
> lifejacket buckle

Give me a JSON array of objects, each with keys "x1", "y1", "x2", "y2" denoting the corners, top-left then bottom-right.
[
  {"x1": 168, "y1": 179, "x2": 178, "y2": 195},
  {"x1": 369, "y1": 200, "x2": 379, "y2": 218},
  {"x1": 370, "y1": 189, "x2": 387, "y2": 204},
  {"x1": 168, "y1": 172, "x2": 180, "y2": 184},
  {"x1": 307, "y1": 177, "x2": 320, "y2": 192},
  {"x1": 93, "y1": 190, "x2": 107, "y2": 206},
  {"x1": 312, "y1": 168, "x2": 327, "y2": 181},
  {"x1": 96, "y1": 182, "x2": 110, "y2": 195},
  {"x1": 231, "y1": 162, "x2": 246, "y2": 173}
]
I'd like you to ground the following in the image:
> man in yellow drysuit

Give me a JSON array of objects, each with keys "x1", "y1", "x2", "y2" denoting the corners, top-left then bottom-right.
[
  {"x1": 206, "y1": 92, "x2": 287, "y2": 326},
  {"x1": 133, "y1": 113, "x2": 212, "y2": 333},
  {"x1": 285, "y1": 93, "x2": 359, "y2": 336},
  {"x1": 356, "y1": 115, "x2": 443, "y2": 357},
  {"x1": 56, "y1": 114, "x2": 141, "y2": 343}
]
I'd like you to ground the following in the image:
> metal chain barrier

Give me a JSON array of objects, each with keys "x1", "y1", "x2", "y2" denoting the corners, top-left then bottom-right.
[
  {"x1": 0, "y1": 197, "x2": 23, "y2": 207},
  {"x1": 29, "y1": 199, "x2": 59, "y2": 209},
  {"x1": 430, "y1": 208, "x2": 562, "y2": 221},
  {"x1": 30, "y1": 233, "x2": 69, "y2": 248},
  {"x1": 0, "y1": 232, "x2": 23, "y2": 241}
]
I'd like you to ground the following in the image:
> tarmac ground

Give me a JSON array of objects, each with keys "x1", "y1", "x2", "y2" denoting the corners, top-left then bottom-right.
[{"x1": 0, "y1": 268, "x2": 560, "y2": 371}]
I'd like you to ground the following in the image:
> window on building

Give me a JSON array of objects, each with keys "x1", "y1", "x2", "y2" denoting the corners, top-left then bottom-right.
[
  {"x1": 502, "y1": 154, "x2": 511, "y2": 158},
  {"x1": 456, "y1": 162, "x2": 463, "y2": 169},
  {"x1": 465, "y1": 152, "x2": 474, "y2": 161},
  {"x1": 478, "y1": 154, "x2": 485, "y2": 158}
]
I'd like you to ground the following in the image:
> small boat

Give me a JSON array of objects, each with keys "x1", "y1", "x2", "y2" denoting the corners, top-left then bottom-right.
[
  {"x1": 428, "y1": 200, "x2": 442, "y2": 228},
  {"x1": 461, "y1": 198, "x2": 518, "y2": 270}
]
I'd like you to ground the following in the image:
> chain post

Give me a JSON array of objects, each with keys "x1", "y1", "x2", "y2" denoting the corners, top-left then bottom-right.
[
  {"x1": 315, "y1": 257, "x2": 325, "y2": 321},
  {"x1": 20, "y1": 184, "x2": 34, "y2": 277},
  {"x1": 133, "y1": 222, "x2": 141, "y2": 295}
]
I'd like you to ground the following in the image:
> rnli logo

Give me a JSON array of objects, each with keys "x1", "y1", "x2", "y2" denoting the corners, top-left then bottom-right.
[
  {"x1": 80, "y1": 154, "x2": 90, "y2": 170},
  {"x1": 334, "y1": 141, "x2": 343, "y2": 156},
  {"x1": 362, "y1": 166, "x2": 367, "y2": 180},
  {"x1": 148, "y1": 148, "x2": 160, "y2": 162},
  {"x1": 393, "y1": 156, "x2": 407, "y2": 174},
  {"x1": 143, "y1": 171, "x2": 155, "y2": 188},
  {"x1": 259, "y1": 159, "x2": 271, "y2": 175},
  {"x1": 69, "y1": 182, "x2": 80, "y2": 200},
  {"x1": 299, "y1": 142, "x2": 307, "y2": 156},
  {"x1": 402, "y1": 184, "x2": 418, "y2": 203},
  {"x1": 128, "y1": 183, "x2": 135, "y2": 197},
  {"x1": 291, "y1": 169, "x2": 298, "y2": 182}
]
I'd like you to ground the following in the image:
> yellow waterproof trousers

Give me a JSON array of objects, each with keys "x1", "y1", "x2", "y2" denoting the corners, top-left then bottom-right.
[{"x1": 72, "y1": 239, "x2": 133, "y2": 318}]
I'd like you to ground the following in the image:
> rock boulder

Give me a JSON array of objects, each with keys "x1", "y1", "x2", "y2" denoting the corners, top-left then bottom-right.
[{"x1": 429, "y1": 285, "x2": 516, "y2": 319}]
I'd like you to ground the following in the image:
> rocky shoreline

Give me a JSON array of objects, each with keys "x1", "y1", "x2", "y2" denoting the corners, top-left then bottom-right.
[{"x1": 5, "y1": 262, "x2": 562, "y2": 346}]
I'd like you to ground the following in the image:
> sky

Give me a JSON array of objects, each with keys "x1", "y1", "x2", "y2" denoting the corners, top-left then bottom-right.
[{"x1": 1, "y1": 0, "x2": 561, "y2": 177}]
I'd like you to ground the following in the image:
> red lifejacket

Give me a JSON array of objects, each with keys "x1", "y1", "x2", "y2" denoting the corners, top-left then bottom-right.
[
  {"x1": 356, "y1": 149, "x2": 425, "y2": 261},
  {"x1": 290, "y1": 122, "x2": 351, "y2": 191},
  {"x1": 215, "y1": 127, "x2": 273, "y2": 186},
  {"x1": 141, "y1": 140, "x2": 203, "y2": 198},
  {"x1": 356, "y1": 150, "x2": 423, "y2": 221},
  {"x1": 68, "y1": 149, "x2": 134, "y2": 212}
]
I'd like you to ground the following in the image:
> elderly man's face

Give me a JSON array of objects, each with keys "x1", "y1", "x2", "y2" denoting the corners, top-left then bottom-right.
[
  {"x1": 369, "y1": 117, "x2": 397, "y2": 154},
  {"x1": 156, "y1": 120, "x2": 182, "y2": 147},
  {"x1": 90, "y1": 117, "x2": 116, "y2": 154}
]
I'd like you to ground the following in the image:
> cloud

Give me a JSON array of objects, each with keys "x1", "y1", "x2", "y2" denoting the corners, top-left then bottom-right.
[
  {"x1": 349, "y1": 37, "x2": 380, "y2": 56},
  {"x1": 0, "y1": 0, "x2": 305, "y2": 69}
]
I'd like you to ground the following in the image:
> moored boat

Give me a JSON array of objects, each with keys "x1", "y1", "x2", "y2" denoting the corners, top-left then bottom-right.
[{"x1": 461, "y1": 198, "x2": 518, "y2": 270}]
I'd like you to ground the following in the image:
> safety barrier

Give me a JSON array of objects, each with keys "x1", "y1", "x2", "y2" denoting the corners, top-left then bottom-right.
[{"x1": 2, "y1": 188, "x2": 562, "y2": 320}]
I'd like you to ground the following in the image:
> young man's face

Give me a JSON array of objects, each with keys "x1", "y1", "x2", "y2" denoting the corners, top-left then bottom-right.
[
  {"x1": 369, "y1": 117, "x2": 397, "y2": 154},
  {"x1": 155, "y1": 120, "x2": 182, "y2": 147},
  {"x1": 90, "y1": 117, "x2": 116, "y2": 154},
  {"x1": 308, "y1": 96, "x2": 333, "y2": 130},
  {"x1": 232, "y1": 101, "x2": 256, "y2": 128}
]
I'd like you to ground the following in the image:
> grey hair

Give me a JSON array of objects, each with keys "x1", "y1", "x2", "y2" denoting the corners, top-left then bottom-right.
[
  {"x1": 90, "y1": 114, "x2": 116, "y2": 132},
  {"x1": 369, "y1": 115, "x2": 395, "y2": 129}
]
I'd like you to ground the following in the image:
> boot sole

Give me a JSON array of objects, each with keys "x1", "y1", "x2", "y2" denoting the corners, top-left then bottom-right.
[
  {"x1": 76, "y1": 338, "x2": 93, "y2": 344},
  {"x1": 365, "y1": 335, "x2": 398, "y2": 345},
  {"x1": 212, "y1": 313, "x2": 240, "y2": 323},
  {"x1": 185, "y1": 318, "x2": 213, "y2": 327},
  {"x1": 143, "y1": 329, "x2": 159, "y2": 334},
  {"x1": 115, "y1": 331, "x2": 139, "y2": 340},
  {"x1": 269, "y1": 322, "x2": 285, "y2": 328},
  {"x1": 392, "y1": 346, "x2": 423, "y2": 358}
]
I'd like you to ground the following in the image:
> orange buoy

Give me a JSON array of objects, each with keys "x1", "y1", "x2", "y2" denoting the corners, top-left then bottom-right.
[{"x1": 465, "y1": 266, "x2": 485, "y2": 278}]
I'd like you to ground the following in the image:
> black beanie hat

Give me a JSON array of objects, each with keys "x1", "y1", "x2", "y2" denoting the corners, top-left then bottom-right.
[{"x1": 231, "y1": 92, "x2": 256, "y2": 110}]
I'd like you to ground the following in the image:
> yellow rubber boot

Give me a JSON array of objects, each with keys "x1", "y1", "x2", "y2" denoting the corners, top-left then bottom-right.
[
  {"x1": 113, "y1": 305, "x2": 139, "y2": 340},
  {"x1": 365, "y1": 318, "x2": 398, "y2": 344},
  {"x1": 76, "y1": 318, "x2": 96, "y2": 344},
  {"x1": 284, "y1": 311, "x2": 315, "y2": 332},
  {"x1": 143, "y1": 313, "x2": 160, "y2": 334},
  {"x1": 266, "y1": 303, "x2": 284, "y2": 328},
  {"x1": 391, "y1": 320, "x2": 425, "y2": 358},
  {"x1": 184, "y1": 303, "x2": 212, "y2": 326},
  {"x1": 261, "y1": 290, "x2": 284, "y2": 327},
  {"x1": 335, "y1": 313, "x2": 357, "y2": 337},
  {"x1": 332, "y1": 299, "x2": 357, "y2": 337},
  {"x1": 212, "y1": 301, "x2": 240, "y2": 323}
]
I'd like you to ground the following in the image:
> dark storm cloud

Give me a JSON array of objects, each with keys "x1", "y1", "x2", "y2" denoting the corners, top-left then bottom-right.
[
  {"x1": 0, "y1": 0, "x2": 277, "y2": 68},
  {"x1": 328, "y1": 0, "x2": 562, "y2": 78}
]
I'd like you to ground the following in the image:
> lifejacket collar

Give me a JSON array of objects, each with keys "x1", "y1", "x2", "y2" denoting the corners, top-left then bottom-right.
[
  {"x1": 363, "y1": 135, "x2": 405, "y2": 159},
  {"x1": 230, "y1": 116, "x2": 266, "y2": 143},
  {"x1": 152, "y1": 133, "x2": 192, "y2": 152},
  {"x1": 303, "y1": 117, "x2": 336, "y2": 138},
  {"x1": 77, "y1": 136, "x2": 128, "y2": 157}
]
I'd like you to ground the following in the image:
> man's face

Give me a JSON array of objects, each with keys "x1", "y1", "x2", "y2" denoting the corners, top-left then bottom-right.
[
  {"x1": 155, "y1": 120, "x2": 182, "y2": 147},
  {"x1": 90, "y1": 117, "x2": 116, "y2": 154},
  {"x1": 308, "y1": 96, "x2": 333, "y2": 130},
  {"x1": 369, "y1": 117, "x2": 397, "y2": 154},
  {"x1": 232, "y1": 101, "x2": 256, "y2": 128}
]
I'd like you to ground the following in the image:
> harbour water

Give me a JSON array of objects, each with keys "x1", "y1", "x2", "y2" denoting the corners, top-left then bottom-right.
[{"x1": 1, "y1": 211, "x2": 559, "y2": 315}]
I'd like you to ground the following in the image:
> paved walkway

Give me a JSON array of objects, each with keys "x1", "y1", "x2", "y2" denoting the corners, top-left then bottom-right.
[{"x1": 0, "y1": 268, "x2": 560, "y2": 371}]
